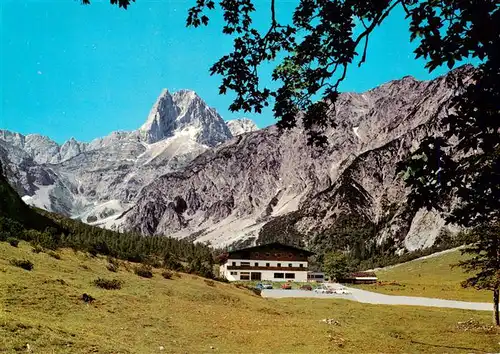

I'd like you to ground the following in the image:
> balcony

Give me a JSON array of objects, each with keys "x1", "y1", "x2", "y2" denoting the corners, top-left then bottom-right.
[{"x1": 226, "y1": 265, "x2": 308, "y2": 272}]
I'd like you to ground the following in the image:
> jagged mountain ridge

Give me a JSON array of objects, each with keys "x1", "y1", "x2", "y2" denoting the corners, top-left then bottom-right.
[
  {"x1": 0, "y1": 90, "x2": 259, "y2": 226},
  {"x1": 124, "y1": 67, "x2": 472, "y2": 251}
]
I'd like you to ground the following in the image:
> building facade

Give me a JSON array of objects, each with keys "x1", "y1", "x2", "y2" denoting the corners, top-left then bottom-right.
[
  {"x1": 339, "y1": 272, "x2": 378, "y2": 284},
  {"x1": 307, "y1": 272, "x2": 326, "y2": 283},
  {"x1": 219, "y1": 243, "x2": 314, "y2": 282}
]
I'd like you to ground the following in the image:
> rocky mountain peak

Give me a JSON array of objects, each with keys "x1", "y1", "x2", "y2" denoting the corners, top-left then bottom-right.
[
  {"x1": 172, "y1": 89, "x2": 199, "y2": 113},
  {"x1": 139, "y1": 89, "x2": 232, "y2": 147},
  {"x1": 60, "y1": 137, "x2": 87, "y2": 162},
  {"x1": 139, "y1": 89, "x2": 179, "y2": 144},
  {"x1": 226, "y1": 118, "x2": 259, "y2": 136}
]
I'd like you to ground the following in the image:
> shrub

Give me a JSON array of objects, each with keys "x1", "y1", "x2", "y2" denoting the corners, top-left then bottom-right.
[
  {"x1": 24, "y1": 229, "x2": 59, "y2": 250},
  {"x1": 48, "y1": 251, "x2": 61, "y2": 260},
  {"x1": 161, "y1": 270, "x2": 173, "y2": 279},
  {"x1": 204, "y1": 279, "x2": 215, "y2": 287},
  {"x1": 0, "y1": 231, "x2": 11, "y2": 242},
  {"x1": 43, "y1": 278, "x2": 67, "y2": 286},
  {"x1": 143, "y1": 256, "x2": 162, "y2": 268},
  {"x1": 93, "y1": 278, "x2": 122, "y2": 290},
  {"x1": 87, "y1": 242, "x2": 110, "y2": 257},
  {"x1": 10, "y1": 259, "x2": 34, "y2": 271},
  {"x1": 163, "y1": 253, "x2": 184, "y2": 271},
  {"x1": 214, "y1": 277, "x2": 229, "y2": 283},
  {"x1": 81, "y1": 293, "x2": 95, "y2": 303},
  {"x1": 32, "y1": 245, "x2": 44, "y2": 254},
  {"x1": 7, "y1": 238, "x2": 19, "y2": 247},
  {"x1": 252, "y1": 288, "x2": 262, "y2": 296},
  {"x1": 134, "y1": 264, "x2": 153, "y2": 278}
]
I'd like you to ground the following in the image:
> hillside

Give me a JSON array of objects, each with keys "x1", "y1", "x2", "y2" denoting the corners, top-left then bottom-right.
[
  {"x1": 1, "y1": 241, "x2": 499, "y2": 353},
  {"x1": 357, "y1": 249, "x2": 490, "y2": 302},
  {"x1": 0, "y1": 159, "x2": 217, "y2": 280}
]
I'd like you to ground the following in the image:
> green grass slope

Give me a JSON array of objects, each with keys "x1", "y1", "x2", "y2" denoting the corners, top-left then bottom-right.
[
  {"x1": 356, "y1": 249, "x2": 490, "y2": 302},
  {"x1": 1, "y1": 242, "x2": 498, "y2": 353}
]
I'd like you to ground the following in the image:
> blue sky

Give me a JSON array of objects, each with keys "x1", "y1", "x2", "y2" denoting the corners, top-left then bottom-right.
[{"x1": 1, "y1": 0, "x2": 473, "y2": 144}]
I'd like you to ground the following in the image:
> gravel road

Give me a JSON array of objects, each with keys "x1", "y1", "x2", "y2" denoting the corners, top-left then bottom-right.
[{"x1": 261, "y1": 284, "x2": 492, "y2": 312}]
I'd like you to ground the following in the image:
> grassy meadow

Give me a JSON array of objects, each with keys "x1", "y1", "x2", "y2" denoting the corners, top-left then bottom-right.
[
  {"x1": 355, "y1": 249, "x2": 491, "y2": 302},
  {"x1": 1, "y1": 241, "x2": 498, "y2": 353}
]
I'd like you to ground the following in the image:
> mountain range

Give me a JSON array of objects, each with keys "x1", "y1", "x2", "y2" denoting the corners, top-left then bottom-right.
[
  {"x1": 1, "y1": 67, "x2": 471, "y2": 252},
  {"x1": 0, "y1": 89, "x2": 257, "y2": 231}
]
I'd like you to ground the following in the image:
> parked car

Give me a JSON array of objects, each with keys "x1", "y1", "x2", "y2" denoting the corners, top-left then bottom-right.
[
  {"x1": 255, "y1": 283, "x2": 273, "y2": 290},
  {"x1": 281, "y1": 283, "x2": 292, "y2": 290},
  {"x1": 333, "y1": 286, "x2": 351, "y2": 295},
  {"x1": 300, "y1": 284, "x2": 313, "y2": 291},
  {"x1": 313, "y1": 285, "x2": 333, "y2": 294}
]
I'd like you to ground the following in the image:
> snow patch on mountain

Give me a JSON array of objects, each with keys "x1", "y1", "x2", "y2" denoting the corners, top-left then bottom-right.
[{"x1": 21, "y1": 184, "x2": 56, "y2": 211}]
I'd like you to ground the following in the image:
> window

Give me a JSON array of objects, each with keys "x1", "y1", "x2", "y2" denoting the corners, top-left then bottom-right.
[
  {"x1": 230, "y1": 271, "x2": 238, "y2": 275},
  {"x1": 241, "y1": 262, "x2": 250, "y2": 266},
  {"x1": 254, "y1": 262, "x2": 259, "y2": 267},
  {"x1": 288, "y1": 253, "x2": 293, "y2": 258},
  {"x1": 285, "y1": 273, "x2": 295, "y2": 279},
  {"x1": 254, "y1": 252, "x2": 260, "y2": 257},
  {"x1": 299, "y1": 264, "x2": 304, "y2": 268},
  {"x1": 277, "y1": 263, "x2": 281, "y2": 267},
  {"x1": 274, "y1": 273, "x2": 284, "y2": 279},
  {"x1": 240, "y1": 272, "x2": 250, "y2": 280},
  {"x1": 275, "y1": 253, "x2": 281, "y2": 257},
  {"x1": 266, "y1": 263, "x2": 270, "y2": 267},
  {"x1": 288, "y1": 263, "x2": 292, "y2": 267},
  {"x1": 266, "y1": 253, "x2": 270, "y2": 257},
  {"x1": 232, "y1": 261, "x2": 236, "y2": 266},
  {"x1": 299, "y1": 253, "x2": 304, "y2": 257}
]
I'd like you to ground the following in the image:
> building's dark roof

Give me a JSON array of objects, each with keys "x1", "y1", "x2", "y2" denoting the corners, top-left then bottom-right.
[
  {"x1": 227, "y1": 242, "x2": 315, "y2": 256},
  {"x1": 347, "y1": 272, "x2": 377, "y2": 278}
]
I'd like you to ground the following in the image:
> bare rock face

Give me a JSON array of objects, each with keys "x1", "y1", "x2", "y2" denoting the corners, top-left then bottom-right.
[
  {"x1": 125, "y1": 67, "x2": 473, "y2": 251},
  {"x1": 139, "y1": 89, "x2": 232, "y2": 146}
]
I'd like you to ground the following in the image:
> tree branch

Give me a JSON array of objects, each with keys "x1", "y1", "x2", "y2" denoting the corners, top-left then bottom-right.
[
  {"x1": 271, "y1": 0, "x2": 276, "y2": 27},
  {"x1": 358, "y1": 34, "x2": 369, "y2": 67}
]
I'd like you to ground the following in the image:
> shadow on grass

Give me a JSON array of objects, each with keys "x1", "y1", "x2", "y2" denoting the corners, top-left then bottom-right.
[{"x1": 410, "y1": 339, "x2": 489, "y2": 353}]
